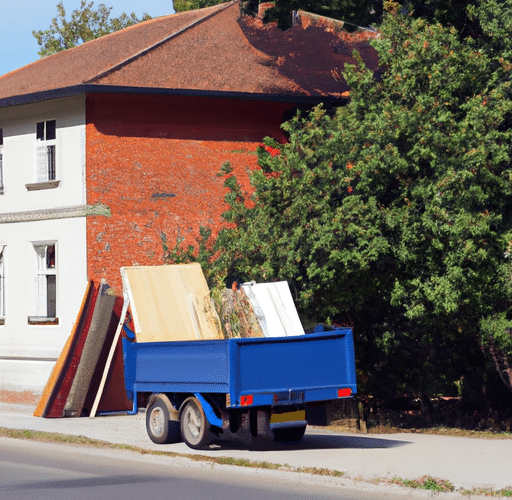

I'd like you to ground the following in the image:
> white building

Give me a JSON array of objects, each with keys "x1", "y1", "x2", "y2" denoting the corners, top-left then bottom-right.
[{"x1": 0, "y1": 96, "x2": 89, "y2": 395}]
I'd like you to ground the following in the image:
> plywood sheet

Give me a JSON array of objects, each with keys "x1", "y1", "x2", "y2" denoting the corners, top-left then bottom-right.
[
  {"x1": 34, "y1": 281, "x2": 99, "y2": 418},
  {"x1": 121, "y1": 264, "x2": 223, "y2": 342},
  {"x1": 241, "y1": 281, "x2": 304, "y2": 337},
  {"x1": 63, "y1": 280, "x2": 116, "y2": 417}
]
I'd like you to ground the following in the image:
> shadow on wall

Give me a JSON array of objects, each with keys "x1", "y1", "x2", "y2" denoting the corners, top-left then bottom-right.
[
  {"x1": 87, "y1": 93, "x2": 296, "y2": 143},
  {"x1": 238, "y1": 14, "x2": 380, "y2": 98}
]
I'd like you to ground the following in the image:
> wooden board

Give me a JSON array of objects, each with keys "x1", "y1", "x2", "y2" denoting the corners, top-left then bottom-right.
[
  {"x1": 121, "y1": 264, "x2": 223, "y2": 342},
  {"x1": 33, "y1": 281, "x2": 96, "y2": 418},
  {"x1": 82, "y1": 294, "x2": 132, "y2": 414},
  {"x1": 63, "y1": 280, "x2": 116, "y2": 417},
  {"x1": 89, "y1": 294, "x2": 130, "y2": 418}
]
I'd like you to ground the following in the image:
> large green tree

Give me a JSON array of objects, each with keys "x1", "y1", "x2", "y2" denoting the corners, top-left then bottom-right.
[
  {"x1": 260, "y1": 0, "x2": 382, "y2": 30},
  {"x1": 33, "y1": 1, "x2": 151, "y2": 57},
  {"x1": 167, "y1": 0, "x2": 512, "y2": 400}
]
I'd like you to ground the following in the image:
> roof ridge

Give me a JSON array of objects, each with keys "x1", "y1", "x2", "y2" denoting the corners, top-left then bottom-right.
[{"x1": 85, "y1": 1, "x2": 238, "y2": 85}]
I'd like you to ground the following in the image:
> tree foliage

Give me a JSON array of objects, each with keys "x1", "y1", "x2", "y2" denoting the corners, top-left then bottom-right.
[
  {"x1": 32, "y1": 1, "x2": 151, "y2": 57},
  {"x1": 259, "y1": 0, "x2": 383, "y2": 30},
  {"x1": 174, "y1": 0, "x2": 227, "y2": 12},
  {"x1": 166, "y1": 1, "x2": 512, "y2": 399}
]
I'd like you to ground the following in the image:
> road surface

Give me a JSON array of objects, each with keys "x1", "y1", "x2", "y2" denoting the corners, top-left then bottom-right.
[{"x1": 0, "y1": 438, "x2": 397, "y2": 500}]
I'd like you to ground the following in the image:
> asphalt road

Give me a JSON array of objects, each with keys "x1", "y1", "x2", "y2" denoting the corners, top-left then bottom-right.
[
  {"x1": 0, "y1": 402, "x2": 511, "y2": 497},
  {"x1": 0, "y1": 438, "x2": 400, "y2": 500}
]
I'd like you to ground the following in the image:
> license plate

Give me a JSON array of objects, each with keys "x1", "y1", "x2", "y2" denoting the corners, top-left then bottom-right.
[{"x1": 270, "y1": 410, "x2": 306, "y2": 424}]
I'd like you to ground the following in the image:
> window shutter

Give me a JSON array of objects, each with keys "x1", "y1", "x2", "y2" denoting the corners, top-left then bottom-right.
[
  {"x1": 36, "y1": 146, "x2": 47, "y2": 182},
  {"x1": 35, "y1": 274, "x2": 47, "y2": 317}
]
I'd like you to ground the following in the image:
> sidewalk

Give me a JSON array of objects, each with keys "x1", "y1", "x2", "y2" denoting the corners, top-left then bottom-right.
[{"x1": 0, "y1": 402, "x2": 511, "y2": 495}]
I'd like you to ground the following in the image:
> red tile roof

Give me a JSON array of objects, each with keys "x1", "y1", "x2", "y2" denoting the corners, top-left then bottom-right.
[{"x1": 0, "y1": 0, "x2": 378, "y2": 105}]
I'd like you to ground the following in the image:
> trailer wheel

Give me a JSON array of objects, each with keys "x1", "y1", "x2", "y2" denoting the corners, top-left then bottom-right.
[
  {"x1": 180, "y1": 397, "x2": 211, "y2": 450},
  {"x1": 273, "y1": 424, "x2": 307, "y2": 443},
  {"x1": 146, "y1": 397, "x2": 180, "y2": 444}
]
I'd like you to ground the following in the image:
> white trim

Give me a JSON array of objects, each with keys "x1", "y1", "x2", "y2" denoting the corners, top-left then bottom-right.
[{"x1": 0, "y1": 203, "x2": 110, "y2": 224}]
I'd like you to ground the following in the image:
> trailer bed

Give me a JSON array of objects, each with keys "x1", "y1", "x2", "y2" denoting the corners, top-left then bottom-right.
[{"x1": 123, "y1": 327, "x2": 356, "y2": 411}]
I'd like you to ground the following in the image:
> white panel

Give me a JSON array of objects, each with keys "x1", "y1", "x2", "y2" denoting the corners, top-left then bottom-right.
[{"x1": 241, "y1": 281, "x2": 304, "y2": 337}]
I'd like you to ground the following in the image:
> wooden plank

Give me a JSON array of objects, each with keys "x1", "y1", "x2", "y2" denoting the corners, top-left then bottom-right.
[
  {"x1": 122, "y1": 264, "x2": 223, "y2": 342},
  {"x1": 82, "y1": 294, "x2": 132, "y2": 414},
  {"x1": 33, "y1": 281, "x2": 94, "y2": 418},
  {"x1": 89, "y1": 294, "x2": 130, "y2": 418},
  {"x1": 44, "y1": 281, "x2": 100, "y2": 418},
  {"x1": 63, "y1": 280, "x2": 116, "y2": 417}
]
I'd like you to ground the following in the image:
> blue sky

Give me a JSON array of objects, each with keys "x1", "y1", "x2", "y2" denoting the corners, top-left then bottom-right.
[{"x1": 0, "y1": 0, "x2": 176, "y2": 77}]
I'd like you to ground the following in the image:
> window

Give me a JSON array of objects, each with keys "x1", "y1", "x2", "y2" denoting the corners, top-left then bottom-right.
[
  {"x1": 0, "y1": 246, "x2": 4, "y2": 324},
  {"x1": 0, "y1": 128, "x2": 3, "y2": 194},
  {"x1": 30, "y1": 243, "x2": 57, "y2": 323},
  {"x1": 36, "y1": 120, "x2": 56, "y2": 182}
]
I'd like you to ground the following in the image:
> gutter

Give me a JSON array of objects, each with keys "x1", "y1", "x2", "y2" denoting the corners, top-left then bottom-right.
[{"x1": 0, "y1": 84, "x2": 346, "y2": 109}]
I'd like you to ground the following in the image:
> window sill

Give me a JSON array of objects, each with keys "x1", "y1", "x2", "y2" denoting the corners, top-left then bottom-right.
[
  {"x1": 28, "y1": 317, "x2": 59, "y2": 325},
  {"x1": 25, "y1": 180, "x2": 60, "y2": 191}
]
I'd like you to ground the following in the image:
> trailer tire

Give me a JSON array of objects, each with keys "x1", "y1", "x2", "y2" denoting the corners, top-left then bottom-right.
[
  {"x1": 180, "y1": 397, "x2": 211, "y2": 450},
  {"x1": 146, "y1": 397, "x2": 180, "y2": 444},
  {"x1": 273, "y1": 424, "x2": 307, "y2": 443}
]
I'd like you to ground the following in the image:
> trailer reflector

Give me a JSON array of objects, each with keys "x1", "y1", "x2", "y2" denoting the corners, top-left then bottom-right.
[
  {"x1": 240, "y1": 395, "x2": 253, "y2": 406},
  {"x1": 338, "y1": 388, "x2": 352, "y2": 398}
]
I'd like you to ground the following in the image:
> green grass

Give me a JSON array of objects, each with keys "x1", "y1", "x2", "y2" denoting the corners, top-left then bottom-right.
[
  {"x1": 326, "y1": 422, "x2": 512, "y2": 439},
  {"x1": 390, "y1": 475, "x2": 454, "y2": 492},
  {"x1": 460, "y1": 487, "x2": 512, "y2": 497}
]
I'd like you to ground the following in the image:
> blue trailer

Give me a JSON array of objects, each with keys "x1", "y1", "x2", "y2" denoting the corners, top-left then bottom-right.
[{"x1": 122, "y1": 325, "x2": 357, "y2": 449}]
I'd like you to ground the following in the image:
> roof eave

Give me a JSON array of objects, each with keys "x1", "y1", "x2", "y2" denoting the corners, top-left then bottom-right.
[
  {"x1": 0, "y1": 84, "x2": 346, "y2": 110},
  {"x1": 0, "y1": 85, "x2": 87, "y2": 109}
]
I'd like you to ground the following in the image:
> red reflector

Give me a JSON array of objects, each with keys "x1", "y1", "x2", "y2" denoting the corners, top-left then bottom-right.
[
  {"x1": 240, "y1": 395, "x2": 253, "y2": 406},
  {"x1": 338, "y1": 388, "x2": 352, "y2": 398}
]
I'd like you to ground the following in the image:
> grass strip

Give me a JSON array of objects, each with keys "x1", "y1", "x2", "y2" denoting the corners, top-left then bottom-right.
[
  {"x1": 390, "y1": 475, "x2": 454, "y2": 492},
  {"x1": 0, "y1": 427, "x2": 341, "y2": 477},
  {"x1": 5, "y1": 427, "x2": 512, "y2": 496}
]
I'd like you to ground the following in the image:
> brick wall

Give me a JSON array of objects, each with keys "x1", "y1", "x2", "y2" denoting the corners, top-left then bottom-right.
[{"x1": 86, "y1": 93, "x2": 293, "y2": 291}]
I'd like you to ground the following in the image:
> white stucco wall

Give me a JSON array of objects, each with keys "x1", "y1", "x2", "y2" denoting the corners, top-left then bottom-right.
[{"x1": 0, "y1": 96, "x2": 88, "y2": 394}]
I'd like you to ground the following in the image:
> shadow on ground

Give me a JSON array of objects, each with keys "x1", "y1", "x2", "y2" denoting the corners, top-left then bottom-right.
[{"x1": 208, "y1": 432, "x2": 411, "y2": 452}]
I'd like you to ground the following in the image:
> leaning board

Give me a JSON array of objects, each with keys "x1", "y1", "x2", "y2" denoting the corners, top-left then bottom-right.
[
  {"x1": 34, "y1": 281, "x2": 96, "y2": 417},
  {"x1": 121, "y1": 264, "x2": 223, "y2": 342}
]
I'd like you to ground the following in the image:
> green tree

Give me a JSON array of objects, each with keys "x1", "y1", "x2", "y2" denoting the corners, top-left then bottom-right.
[
  {"x1": 173, "y1": 0, "x2": 227, "y2": 12},
  {"x1": 244, "y1": 0, "x2": 476, "y2": 31},
  {"x1": 32, "y1": 1, "x2": 151, "y2": 57},
  {"x1": 167, "y1": 0, "x2": 512, "y2": 399},
  {"x1": 261, "y1": 0, "x2": 383, "y2": 30}
]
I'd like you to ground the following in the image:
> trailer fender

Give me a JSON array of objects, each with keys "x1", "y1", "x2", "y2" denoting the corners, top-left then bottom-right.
[
  {"x1": 194, "y1": 393, "x2": 223, "y2": 428},
  {"x1": 147, "y1": 393, "x2": 179, "y2": 420}
]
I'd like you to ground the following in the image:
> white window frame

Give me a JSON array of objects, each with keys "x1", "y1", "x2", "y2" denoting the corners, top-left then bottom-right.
[
  {"x1": 29, "y1": 242, "x2": 58, "y2": 324},
  {"x1": 35, "y1": 120, "x2": 57, "y2": 183},
  {"x1": 0, "y1": 245, "x2": 5, "y2": 323}
]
